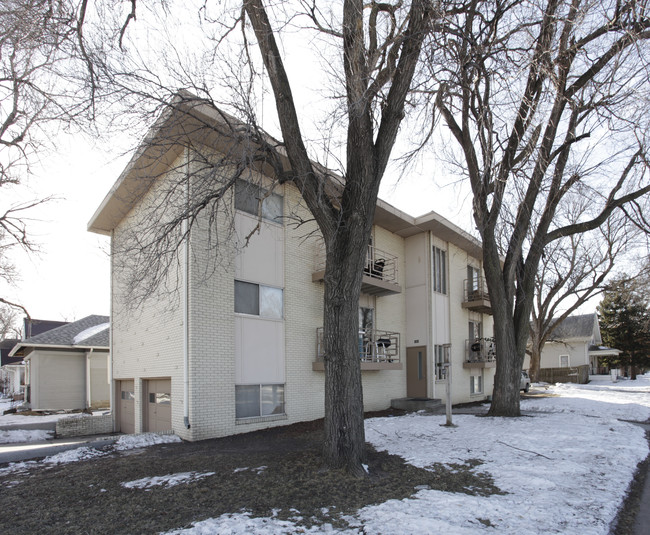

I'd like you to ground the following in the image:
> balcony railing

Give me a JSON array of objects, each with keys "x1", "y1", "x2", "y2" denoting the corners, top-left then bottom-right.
[
  {"x1": 312, "y1": 243, "x2": 401, "y2": 296},
  {"x1": 314, "y1": 327, "x2": 402, "y2": 370},
  {"x1": 462, "y1": 277, "x2": 492, "y2": 314},
  {"x1": 464, "y1": 337, "x2": 497, "y2": 368}
]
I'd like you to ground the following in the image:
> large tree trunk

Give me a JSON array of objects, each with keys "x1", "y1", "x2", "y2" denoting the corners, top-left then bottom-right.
[
  {"x1": 529, "y1": 349, "x2": 541, "y2": 383},
  {"x1": 487, "y1": 305, "x2": 524, "y2": 416},
  {"x1": 322, "y1": 229, "x2": 369, "y2": 474}
]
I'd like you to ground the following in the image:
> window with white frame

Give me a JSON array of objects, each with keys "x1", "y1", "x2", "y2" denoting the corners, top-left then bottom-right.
[
  {"x1": 432, "y1": 246, "x2": 447, "y2": 294},
  {"x1": 560, "y1": 354, "x2": 569, "y2": 368},
  {"x1": 235, "y1": 179, "x2": 283, "y2": 223},
  {"x1": 470, "y1": 371, "x2": 483, "y2": 395},
  {"x1": 235, "y1": 384, "x2": 285, "y2": 419},
  {"x1": 234, "y1": 281, "x2": 283, "y2": 319}
]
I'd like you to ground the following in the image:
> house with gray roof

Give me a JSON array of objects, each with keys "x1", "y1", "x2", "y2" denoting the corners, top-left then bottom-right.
[
  {"x1": 9, "y1": 315, "x2": 110, "y2": 411},
  {"x1": 524, "y1": 313, "x2": 620, "y2": 375}
]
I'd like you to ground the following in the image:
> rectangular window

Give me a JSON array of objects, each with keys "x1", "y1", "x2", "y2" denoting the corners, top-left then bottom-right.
[
  {"x1": 469, "y1": 320, "x2": 482, "y2": 342},
  {"x1": 149, "y1": 392, "x2": 171, "y2": 404},
  {"x1": 470, "y1": 373, "x2": 483, "y2": 395},
  {"x1": 432, "y1": 246, "x2": 447, "y2": 294},
  {"x1": 560, "y1": 355, "x2": 569, "y2": 368},
  {"x1": 235, "y1": 179, "x2": 283, "y2": 223},
  {"x1": 467, "y1": 265, "x2": 480, "y2": 294},
  {"x1": 235, "y1": 384, "x2": 285, "y2": 419},
  {"x1": 121, "y1": 391, "x2": 135, "y2": 400},
  {"x1": 435, "y1": 345, "x2": 446, "y2": 380},
  {"x1": 235, "y1": 281, "x2": 283, "y2": 319}
]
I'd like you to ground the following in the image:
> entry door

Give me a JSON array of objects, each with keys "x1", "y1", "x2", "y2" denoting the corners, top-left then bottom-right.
[
  {"x1": 119, "y1": 380, "x2": 135, "y2": 434},
  {"x1": 406, "y1": 346, "x2": 427, "y2": 398},
  {"x1": 145, "y1": 379, "x2": 172, "y2": 432}
]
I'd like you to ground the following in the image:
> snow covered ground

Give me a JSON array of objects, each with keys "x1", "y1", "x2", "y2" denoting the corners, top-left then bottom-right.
[
  {"x1": 165, "y1": 375, "x2": 650, "y2": 534},
  {"x1": 2, "y1": 376, "x2": 649, "y2": 534}
]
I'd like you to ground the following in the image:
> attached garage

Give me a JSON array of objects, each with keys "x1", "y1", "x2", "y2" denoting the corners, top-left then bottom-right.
[
  {"x1": 144, "y1": 378, "x2": 172, "y2": 432},
  {"x1": 119, "y1": 380, "x2": 135, "y2": 434}
]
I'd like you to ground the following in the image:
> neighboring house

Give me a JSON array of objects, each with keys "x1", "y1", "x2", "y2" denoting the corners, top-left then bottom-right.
[
  {"x1": 9, "y1": 315, "x2": 110, "y2": 411},
  {"x1": 1, "y1": 318, "x2": 69, "y2": 398},
  {"x1": 88, "y1": 94, "x2": 495, "y2": 440},
  {"x1": 524, "y1": 313, "x2": 620, "y2": 375},
  {"x1": 1, "y1": 338, "x2": 22, "y2": 397}
]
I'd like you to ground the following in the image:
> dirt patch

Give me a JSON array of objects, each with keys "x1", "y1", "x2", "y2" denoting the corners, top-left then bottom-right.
[
  {"x1": 609, "y1": 429, "x2": 650, "y2": 535},
  {"x1": 0, "y1": 416, "x2": 503, "y2": 534}
]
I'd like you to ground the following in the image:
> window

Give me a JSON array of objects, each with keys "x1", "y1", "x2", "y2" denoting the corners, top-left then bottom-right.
[
  {"x1": 435, "y1": 345, "x2": 446, "y2": 380},
  {"x1": 235, "y1": 281, "x2": 283, "y2": 319},
  {"x1": 560, "y1": 355, "x2": 569, "y2": 368},
  {"x1": 467, "y1": 265, "x2": 480, "y2": 294},
  {"x1": 469, "y1": 320, "x2": 482, "y2": 342},
  {"x1": 149, "y1": 392, "x2": 171, "y2": 405},
  {"x1": 470, "y1": 372, "x2": 483, "y2": 395},
  {"x1": 432, "y1": 246, "x2": 447, "y2": 294},
  {"x1": 121, "y1": 391, "x2": 134, "y2": 400},
  {"x1": 235, "y1": 384, "x2": 285, "y2": 419},
  {"x1": 235, "y1": 179, "x2": 283, "y2": 223}
]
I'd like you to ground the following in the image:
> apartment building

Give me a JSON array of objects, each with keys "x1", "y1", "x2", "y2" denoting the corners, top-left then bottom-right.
[{"x1": 88, "y1": 95, "x2": 494, "y2": 440}]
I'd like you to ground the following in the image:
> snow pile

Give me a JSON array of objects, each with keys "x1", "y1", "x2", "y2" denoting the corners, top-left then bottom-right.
[
  {"x1": 72, "y1": 322, "x2": 109, "y2": 344},
  {"x1": 114, "y1": 432, "x2": 181, "y2": 451},
  {"x1": 164, "y1": 512, "x2": 332, "y2": 535},
  {"x1": 233, "y1": 465, "x2": 267, "y2": 474},
  {"x1": 44, "y1": 446, "x2": 108, "y2": 465},
  {"x1": 0, "y1": 429, "x2": 52, "y2": 444},
  {"x1": 121, "y1": 471, "x2": 215, "y2": 490}
]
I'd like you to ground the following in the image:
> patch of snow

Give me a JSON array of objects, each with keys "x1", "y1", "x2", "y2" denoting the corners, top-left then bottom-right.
[
  {"x1": 72, "y1": 322, "x2": 109, "y2": 344},
  {"x1": 44, "y1": 446, "x2": 108, "y2": 465},
  {"x1": 163, "y1": 512, "x2": 336, "y2": 534},
  {"x1": 0, "y1": 429, "x2": 52, "y2": 444},
  {"x1": 121, "y1": 471, "x2": 215, "y2": 490},
  {"x1": 114, "y1": 433, "x2": 181, "y2": 451}
]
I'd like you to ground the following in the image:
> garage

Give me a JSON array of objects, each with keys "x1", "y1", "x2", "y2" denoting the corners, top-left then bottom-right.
[
  {"x1": 119, "y1": 380, "x2": 135, "y2": 434},
  {"x1": 145, "y1": 378, "x2": 172, "y2": 433}
]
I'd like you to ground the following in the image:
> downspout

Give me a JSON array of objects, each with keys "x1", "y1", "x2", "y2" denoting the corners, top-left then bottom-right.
[
  {"x1": 109, "y1": 230, "x2": 115, "y2": 431},
  {"x1": 86, "y1": 348, "x2": 94, "y2": 409},
  {"x1": 183, "y1": 148, "x2": 191, "y2": 429}
]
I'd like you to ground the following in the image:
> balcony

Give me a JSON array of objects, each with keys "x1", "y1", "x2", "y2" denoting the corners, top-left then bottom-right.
[
  {"x1": 463, "y1": 337, "x2": 496, "y2": 369},
  {"x1": 462, "y1": 277, "x2": 492, "y2": 314},
  {"x1": 312, "y1": 243, "x2": 402, "y2": 297},
  {"x1": 313, "y1": 327, "x2": 402, "y2": 371}
]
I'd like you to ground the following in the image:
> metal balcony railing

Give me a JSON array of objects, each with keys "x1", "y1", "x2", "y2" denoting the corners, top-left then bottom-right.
[
  {"x1": 316, "y1": 327, "x2": 401, "y2": 364},
  {"x1": 463, "y1": 277, "x2": 490, "y2": 302},
  {"x1": 465, "y1": 337, "x2": 496, "y2": 363},
  {"x1": 313, "y1": 243, "x2": 399, "y2": 286}
]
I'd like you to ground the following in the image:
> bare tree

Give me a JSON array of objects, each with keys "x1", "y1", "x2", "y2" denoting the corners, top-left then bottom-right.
[
  {"x1": 528, "y1": 210, "x2": 636, "y2": 382},
  {"x1": 0, "y1": 0, "x2": 97, "y2": 304},
  {"x1": 88, "y1": 0, "x2": 437, "y2": 474},
  {"x1": 426, "y1": 0, "x2": 650, "y2": 415}
]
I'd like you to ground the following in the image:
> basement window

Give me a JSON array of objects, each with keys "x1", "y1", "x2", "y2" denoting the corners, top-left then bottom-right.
[{"x1": 235, "y1": 384, "x2": 285, "y2": 419}]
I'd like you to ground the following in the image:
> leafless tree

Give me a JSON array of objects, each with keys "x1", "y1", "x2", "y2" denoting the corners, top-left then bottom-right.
[
  {"x1": 426, "y1": 0, "x2": 650, "y2": 415},
  {"x1": 527, "y1": 209, "x2": 639, "y2": 382},
  {"x1": 88, "y1": 0, "x2": 437, "y2": 474},
  {"x1": 0, "y1": 0, "x2": 97, "y2": 306}
]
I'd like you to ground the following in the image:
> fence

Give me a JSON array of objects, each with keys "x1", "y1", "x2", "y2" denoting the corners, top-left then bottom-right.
[{"x1": 538, "y1": 365, "x2": 590, "y2": 385}]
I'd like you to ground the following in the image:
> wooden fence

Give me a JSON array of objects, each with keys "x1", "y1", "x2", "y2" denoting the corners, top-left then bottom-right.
[{"x1": 538, "y1": 365, "x2": 590, "y2": 385}]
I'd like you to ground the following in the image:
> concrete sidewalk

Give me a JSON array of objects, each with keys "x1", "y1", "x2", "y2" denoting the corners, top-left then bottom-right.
[{"x1": 0, "y1": 434, "x2": 119, "y2": 464}]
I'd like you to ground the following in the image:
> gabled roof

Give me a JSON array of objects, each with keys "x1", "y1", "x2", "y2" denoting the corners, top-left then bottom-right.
[
  {"x1": 549, "y1": 313, "x2": 600, "y2": 343},
  {"x1": 87, "y1": 91, "x2": 484, "y2": 259},
  {"x1": 9, "y1": 315, "x2": 110, "y2": 357},
  {"x1": 1, "y1": 338, "x2": 21, "y2": 366}
]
